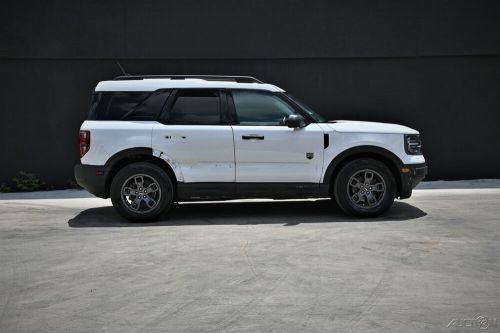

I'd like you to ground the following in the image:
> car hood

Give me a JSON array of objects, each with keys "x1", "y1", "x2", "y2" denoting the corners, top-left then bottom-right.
[{"x1": 324, "y1": 120, "x2": 419, "y2": 135}]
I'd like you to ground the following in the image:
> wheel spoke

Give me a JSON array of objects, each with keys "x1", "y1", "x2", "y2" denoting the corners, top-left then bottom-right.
[
  {"x1": 365, "y1": 192, "x2": 377, "y2": 205},
  {"x1": 144, "y1": 196, "x2": 156, "y2": 208},
  {"x1": 134, "y1": 176, "x2": 144, "y2": 188},
  {"x1": 349, "y1": 177, "x2": 361, "y2": 189},
  {"x1": 351, "y1": 193, "x2": 363, "y2": 203},
  {"x1": 372, "y1": 182, "x2": 385, "y2": 192},
  {"x1": 122, "y1": 186, "x2": 134, "y2": 196},
  {"x1": 147, "y1": 183, "x2": 159, "y2": 193},
  {"x1": 364, "y1": 171, "x2": 374, "y2": 184},
  {"x1": 129, "y1": 197, "x2": 142, "y2": 211}
]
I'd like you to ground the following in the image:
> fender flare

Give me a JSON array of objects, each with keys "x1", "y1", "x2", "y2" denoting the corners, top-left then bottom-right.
[
  {"x1": 103, "y1": 147, "x2": 183, "y2": 196},
  {"x1": 104, "y1": 147, "x2": 153, "y2": 168},
  {"x1": 104, "y1": 147, "x2": 183, "y2": 182},
  {"x1": 151, "y1": 149, "x2": 184, "y2": 182},
  {"x1": 322, "y1": 145, "x2": 403, "y2": 185}
]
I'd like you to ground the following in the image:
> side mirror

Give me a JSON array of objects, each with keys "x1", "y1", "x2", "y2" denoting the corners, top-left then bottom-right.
[{"x1": 284, "y1": 114, "x2": 306, "y2": 128}]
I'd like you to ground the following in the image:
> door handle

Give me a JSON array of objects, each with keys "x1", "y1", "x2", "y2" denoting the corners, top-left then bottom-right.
[{"x1": 242, "y1": 135, "x2": 264, "y2": 140}]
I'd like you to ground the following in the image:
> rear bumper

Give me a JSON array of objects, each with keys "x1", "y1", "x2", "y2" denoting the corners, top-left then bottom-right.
[
  {"x1": 399, "y1": 163, "x2": 428, "y2": 199},
  {"x1": 74, "y1": 164, "x2": 109, "y2": 198}
]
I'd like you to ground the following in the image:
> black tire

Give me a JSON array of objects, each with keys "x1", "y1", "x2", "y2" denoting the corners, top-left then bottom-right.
[
  {"x1": 333, "y1": 158, "x2": 396, "y2": 217},
  {"x1": 110, "y1": 162, "x2": 174, "y2": 222}
]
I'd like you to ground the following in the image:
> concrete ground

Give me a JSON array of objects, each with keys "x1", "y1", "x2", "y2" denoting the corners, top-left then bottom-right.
[{"x1": 0, "y1": 182, "x2": 499, "y2": 333}]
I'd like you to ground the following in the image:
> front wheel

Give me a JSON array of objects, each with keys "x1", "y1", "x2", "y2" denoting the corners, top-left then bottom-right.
[
  {"x1": 333, "y1": 158, "x2": 396, "y2": 217},
  {"x1": 110, "y1": 162, "x2": 173, "y2": 222}
]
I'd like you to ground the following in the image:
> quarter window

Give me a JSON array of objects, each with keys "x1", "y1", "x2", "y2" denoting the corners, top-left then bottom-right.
[
  {"x1": 88, "y1": 91, "x2": 169, "y2": 121},
  {"x1": 168, "y1": 90, "x2": 222, "y2": 125},
  {"x1": 231, "y1": 90, "x2": 297, "y2": 125}
]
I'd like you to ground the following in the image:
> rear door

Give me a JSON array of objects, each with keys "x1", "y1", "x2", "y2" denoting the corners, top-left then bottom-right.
[
  {"x1": 152, "y1": 89, "x2": 235, "y2": 182},
  {"x1": 229, "y1": 90, "x2": 324, "y2": 183}
]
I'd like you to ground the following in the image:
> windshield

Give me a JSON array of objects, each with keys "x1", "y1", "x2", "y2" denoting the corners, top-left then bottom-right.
[{"x1": 285, "y1": 93, "x2": 326, "y2": 123}]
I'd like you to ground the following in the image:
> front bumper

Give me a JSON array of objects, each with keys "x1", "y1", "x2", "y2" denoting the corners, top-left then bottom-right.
[
  {"x1": 399, "y1": 163, "x2": 428, "y2": 199},
  {"x1": 74, "y1": 164, "x2": 110, "y2": 198}
]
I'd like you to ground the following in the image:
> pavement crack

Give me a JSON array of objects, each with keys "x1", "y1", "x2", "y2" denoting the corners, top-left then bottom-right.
[
  {"x1": 242, "y1": 239, "x2": 258, "y2": 279},
  {"x1": 343, "y1": 266, "x2": 394, "y2": 332}
]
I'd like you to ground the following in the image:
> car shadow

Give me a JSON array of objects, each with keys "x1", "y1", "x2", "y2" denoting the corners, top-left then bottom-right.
[{"x1": 68, "y1": 199, "x2": 427, "y2": 228}]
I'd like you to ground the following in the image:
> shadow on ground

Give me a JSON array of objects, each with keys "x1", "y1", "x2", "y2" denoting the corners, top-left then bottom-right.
[{"x1": 68, "y1": 199, "x2": 426, "y2": 228}]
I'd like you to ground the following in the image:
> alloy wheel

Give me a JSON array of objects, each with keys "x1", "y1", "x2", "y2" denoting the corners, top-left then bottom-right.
[
  {"x1": 120, "y1": 174, "x2": 162, "y2": 213},
  {"x1": 346, "y1": 169, "x2": 386, "y2": 208}
]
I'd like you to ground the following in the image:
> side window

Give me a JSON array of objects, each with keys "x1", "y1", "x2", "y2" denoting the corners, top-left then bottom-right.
[
  {"x1": 231, "y1": 90, "x2": 297, "y2": 126},
  {"x1": 168, "y1": 90, "x2": 222, "y2": 125},
  {"x1": 88, "y1": 91, "x2": 169, "y2": 121},
  {"x1": 127, "y1": 90, "x2": 170, "y2": 120}
]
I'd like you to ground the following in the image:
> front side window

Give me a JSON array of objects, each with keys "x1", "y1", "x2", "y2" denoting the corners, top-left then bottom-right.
[
  {"x1": 285, "y1": 93, "x2": 326, "y2": 123},
  {"x1": 231, "y1": 90, "x2": 297, "y2": 125},
  {"x1": 168, "y1": 90, "x2": 221, "y2": 125}
]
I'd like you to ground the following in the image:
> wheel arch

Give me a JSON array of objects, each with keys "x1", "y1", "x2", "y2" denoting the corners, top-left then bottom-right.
[
  {"x1": 104, "y1": 147, "x2": 178, "y2": 198},
  {"x1": 323, "y1": 145, "x2": 404, "y2": 197}
]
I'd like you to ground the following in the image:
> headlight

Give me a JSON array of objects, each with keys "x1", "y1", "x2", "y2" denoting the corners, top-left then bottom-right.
[{"x1": 404, "y1": 134, "x2": 422, "y2": 155}]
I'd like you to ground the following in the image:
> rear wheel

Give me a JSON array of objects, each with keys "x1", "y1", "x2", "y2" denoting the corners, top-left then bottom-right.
[
  {"x1": 110, "y1": 162, "x2": 173, "y2": 222},
  {"x1": 333, "y1": 158, "x2": 396, "y2": 217}
]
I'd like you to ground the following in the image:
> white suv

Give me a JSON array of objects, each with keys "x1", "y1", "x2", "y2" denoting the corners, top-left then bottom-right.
[{"x1": 75, "y1": 75, "x2": 427, "y2": 222}]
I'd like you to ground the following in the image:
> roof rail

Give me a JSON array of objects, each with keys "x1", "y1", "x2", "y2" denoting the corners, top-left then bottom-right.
[{"x1": 113, "y1": 75, "x2": 263, "y2": 84}]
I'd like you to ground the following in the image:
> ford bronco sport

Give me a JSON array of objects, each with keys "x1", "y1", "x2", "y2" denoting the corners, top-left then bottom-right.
[{"x1": 75, "y1": 75, "x2": 427, "y2": 222}]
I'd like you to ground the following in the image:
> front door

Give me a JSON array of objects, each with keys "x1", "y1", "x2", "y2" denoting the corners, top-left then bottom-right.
[{"x1": 229, "y1": 90, "x2": 324, "y2": 183}]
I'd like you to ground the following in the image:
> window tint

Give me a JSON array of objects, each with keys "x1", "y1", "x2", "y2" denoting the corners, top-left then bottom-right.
[
  {"x1": 285, "y1": 93, "x2": 326, "y2": 122},
  {"x1": 88, "y1": 91, "x2": 169, "y2": 121},
  {"x1": 169, "y1": 90, "x2": 221, "y2": 125},
  {"x1": 131, "y1": 90, "x2": 170, "y2": 120},
  {"x1": 231, "y1": 90, "x2": 297, "y2": 125}
]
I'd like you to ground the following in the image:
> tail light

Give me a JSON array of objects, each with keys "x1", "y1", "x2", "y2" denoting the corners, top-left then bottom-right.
[{"x1": 79, "y1": 130, "x2": 90, "y2": 158}]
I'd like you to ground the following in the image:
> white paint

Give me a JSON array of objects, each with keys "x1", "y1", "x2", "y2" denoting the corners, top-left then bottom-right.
[
  {"x1": 317, "y1": 121, "x2": 425, "y2": 182},
  {"x1": 326, "y1": 120, "x2": 419, "y2": 135},
  {"x1": 322, "y1": 130, "x2": 425, "y2": 178},
  {"x1": 151, "y1": 124, "x2": 235, "y2": 182},
  {"x1": 152, "y1": 149, "x2": 185, "y2": 182},
  {"x1": 81, "y1": 119, "x2": 426, "y2": 183},
  {"x1": 232, "y1": 124, "x2": 325, "y2": 182},
  {"x1": 80, "y1": 80, "x2": 428, "y2": 186},
  {"x1": 80, "y1": 120, "x2": 155, "y2": 165},
  {"x1": 96, "y1": 79, "x2": 283, "y2": 92}
]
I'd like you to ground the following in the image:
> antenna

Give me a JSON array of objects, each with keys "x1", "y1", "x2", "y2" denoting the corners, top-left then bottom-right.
[{"x1": 116, "y1": 61, "x2": 130, "y2": 76}]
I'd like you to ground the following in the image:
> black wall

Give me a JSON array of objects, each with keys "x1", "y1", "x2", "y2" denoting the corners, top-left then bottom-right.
[{"x1": 1, "y1": 0, "x2": 499, "y2": 187}]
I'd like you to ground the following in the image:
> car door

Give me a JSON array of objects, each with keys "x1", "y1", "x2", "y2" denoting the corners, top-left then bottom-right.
[
  {"x1": 152, "y1": 89, "x2": 235, "y2": 183},
  {"x1": 229, "y1": 90, "x2": 324, "y2": 183}
]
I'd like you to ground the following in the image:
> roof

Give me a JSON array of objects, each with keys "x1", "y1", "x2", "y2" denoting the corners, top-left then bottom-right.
[{"x1": 95, "y1": 75, "x2": 284, "y2": 92}]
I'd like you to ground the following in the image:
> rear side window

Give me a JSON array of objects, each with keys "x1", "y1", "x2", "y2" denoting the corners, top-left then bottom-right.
[
  {"x1": 88, "y1": 91, "x2": 170, "y2": 120},
  {"x1": 168, "y1": 90, "x2": 221, "y2": 125}
]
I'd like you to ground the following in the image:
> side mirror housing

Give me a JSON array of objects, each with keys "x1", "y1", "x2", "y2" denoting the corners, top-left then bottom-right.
[{"x1": 285, "y1": 114, "x2": 306, "y2": 128}]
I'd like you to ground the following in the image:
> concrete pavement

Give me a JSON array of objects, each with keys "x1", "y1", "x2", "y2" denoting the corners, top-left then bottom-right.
[{"x1": 0, "y1": 184, "x2": 499, "y2": 332}]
